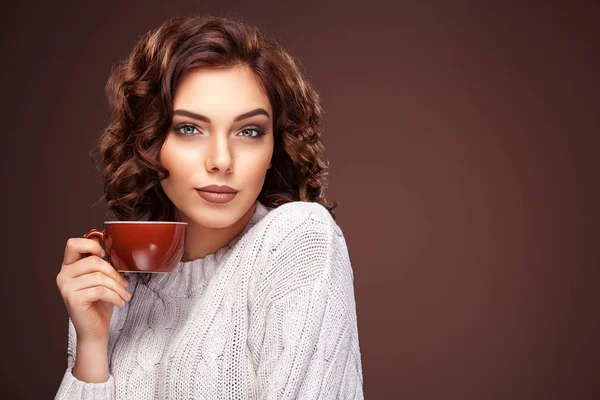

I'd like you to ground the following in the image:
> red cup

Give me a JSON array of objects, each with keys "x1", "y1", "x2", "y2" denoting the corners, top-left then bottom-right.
[{"x1": 83, "y1": 221, "x2": 187, "y2": 273}]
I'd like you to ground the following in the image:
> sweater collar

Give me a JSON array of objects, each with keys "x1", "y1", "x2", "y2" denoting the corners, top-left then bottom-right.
[{"x1": 143, "y1": 200, "x2": 271, "y2": 297}]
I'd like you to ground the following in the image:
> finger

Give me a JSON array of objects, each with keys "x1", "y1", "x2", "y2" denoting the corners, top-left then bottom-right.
[
  {"x1": 62, "y1": 255, "x2": 129, "y2": 288},
  {"x1": 63, "y1": 238, "x2": 105, "y2": 265},
  {"x1": 66, "y1": 271, "x2": 131, "y2": 303},
  {"x1": 72, "y1": 286, "x2": 126, "y2": 309}
]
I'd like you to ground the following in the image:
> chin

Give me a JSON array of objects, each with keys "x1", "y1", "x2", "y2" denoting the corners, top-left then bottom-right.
[
  {"x1": 184, "y1": 207, "x2": 243, "y2": 229},
  {"x1": 193, "y1": 212, "x2": 235, "y2": 229}
]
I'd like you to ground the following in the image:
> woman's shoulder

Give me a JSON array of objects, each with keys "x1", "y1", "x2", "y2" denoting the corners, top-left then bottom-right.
[
  {"x1": 248, "y1": 201, "x2": 351, "y2": 305},
  {"x1": 256, "y1": 200, "x2": 341, "y2": 244},
  {"x1": 252, "y1": 200, "x2": 347, "y2": 275}
]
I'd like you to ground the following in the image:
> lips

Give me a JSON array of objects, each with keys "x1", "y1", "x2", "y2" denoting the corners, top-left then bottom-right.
[
  {"x1": 196, "y1": 185, "x2": 238, "y2": 194},
  {"x1": 195, "y1": 185, "x2": 238, "y2": 204}
]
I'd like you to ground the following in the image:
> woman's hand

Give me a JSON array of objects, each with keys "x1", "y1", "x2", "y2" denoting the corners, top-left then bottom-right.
[{"x1": 56, "y1": 238, "x2": 132, "y2": 343}]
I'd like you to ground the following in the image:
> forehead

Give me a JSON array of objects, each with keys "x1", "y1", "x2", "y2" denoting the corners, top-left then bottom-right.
[{"x1": 172, "y1": 65, "x2": 272, "y2": 116}]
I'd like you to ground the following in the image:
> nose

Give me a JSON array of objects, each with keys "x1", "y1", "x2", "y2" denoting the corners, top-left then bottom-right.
[{"x1": 205, "y1": 134, "x2": 233, "y2": 173}]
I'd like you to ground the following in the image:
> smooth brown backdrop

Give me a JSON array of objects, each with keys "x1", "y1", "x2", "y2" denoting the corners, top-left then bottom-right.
[{"x1": 1, "y1": 1, "x2": 598, "y2": 398}]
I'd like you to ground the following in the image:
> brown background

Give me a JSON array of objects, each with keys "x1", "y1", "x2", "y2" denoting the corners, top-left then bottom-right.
[{"x1": 1, "y1": 1, "x2": 598, "y2": 398}]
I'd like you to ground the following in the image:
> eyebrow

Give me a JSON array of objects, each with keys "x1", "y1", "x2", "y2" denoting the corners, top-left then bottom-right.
[{"x1": 172, "y1": 108, "x2": 270, "y2": 123}]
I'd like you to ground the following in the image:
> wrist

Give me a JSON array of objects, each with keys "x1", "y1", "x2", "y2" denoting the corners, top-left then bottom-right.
[
  {"x1": 73, "y1": 338, "x2": 110, "y2": 383},
  {"x1": 77, "y1": 334, "x2": 109, "y2": 350}
]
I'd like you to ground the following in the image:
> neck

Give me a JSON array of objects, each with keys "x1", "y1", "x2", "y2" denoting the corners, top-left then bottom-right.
[{"x1": 178, "y1": 202, "x2": 257, "y2": 262}]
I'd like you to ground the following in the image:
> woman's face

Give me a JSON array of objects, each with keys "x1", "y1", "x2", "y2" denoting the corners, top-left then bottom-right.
[{"x1": 159, "y1": 65, "x2": 274, "y2": 228}]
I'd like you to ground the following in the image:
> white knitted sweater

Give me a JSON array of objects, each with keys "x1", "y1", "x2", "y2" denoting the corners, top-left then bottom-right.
[{"x1": 55, "y1": 200, "x2": 364, "y2": 399}]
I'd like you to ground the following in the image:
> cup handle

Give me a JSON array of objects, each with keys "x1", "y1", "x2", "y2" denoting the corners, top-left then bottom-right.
[{"x1": 83, "y1": 229, "x2": 107, "y2": 259}]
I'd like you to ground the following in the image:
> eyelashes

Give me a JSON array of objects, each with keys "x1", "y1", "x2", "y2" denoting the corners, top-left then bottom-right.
[
  {"x1": 172, "y1": 123, "x2": 266, "y2": 139},
  {"x1": 175, "y1": 124, "x2": 199, "y2": 136}
]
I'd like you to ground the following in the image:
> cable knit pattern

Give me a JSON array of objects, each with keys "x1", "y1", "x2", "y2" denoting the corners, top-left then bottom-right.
[{"x1": 55, "y1": 200, "x2": 364, "y2": 399}]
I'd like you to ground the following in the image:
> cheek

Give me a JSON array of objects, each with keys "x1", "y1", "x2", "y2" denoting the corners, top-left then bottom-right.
[
  {"x1": 239, "y1": 145, "x2": 272, "y2": 179},
  {"x1": 159, "y1": 139, "x2": 190, "y2": 188},
  {"x1": 160, "y1": 137, "x2": 198, "y2": 173}
]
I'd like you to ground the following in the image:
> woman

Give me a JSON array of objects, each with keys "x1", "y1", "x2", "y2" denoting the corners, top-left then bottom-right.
[{"x1": 55, "y1": 14, "x2": 363, "y2": 399}]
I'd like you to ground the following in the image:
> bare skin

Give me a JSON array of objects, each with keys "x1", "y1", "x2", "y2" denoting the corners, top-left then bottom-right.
[
  {"x1": 56, "y1": 238, "x2": 131, "y2": 382},
  {"x1": 160, "y1": 65, "x2": 274, "y2": 261}
]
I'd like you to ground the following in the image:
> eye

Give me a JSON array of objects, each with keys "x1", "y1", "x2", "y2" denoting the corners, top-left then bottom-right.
[
  {"x1": 239, "y1": 127, "x2": 265, "y2": 139},
  {"x1": 173, "y1": 124, "x2": 200, "y2": 136}
]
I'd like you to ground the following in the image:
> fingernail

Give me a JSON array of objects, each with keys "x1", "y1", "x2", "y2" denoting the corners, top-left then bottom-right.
[
  {"x1": 126, "y1": 292, "x2": 132, "y2": 300},
  {"x1": 101, "y1": 249, "x2": 106, "y2": 258}
]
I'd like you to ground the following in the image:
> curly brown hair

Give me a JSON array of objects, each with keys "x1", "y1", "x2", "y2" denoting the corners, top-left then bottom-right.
[{"x1": 90, "y1": 14, "x2": 339, "y2": 223}]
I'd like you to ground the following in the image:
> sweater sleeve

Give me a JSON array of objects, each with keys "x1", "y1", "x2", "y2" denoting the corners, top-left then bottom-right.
[
  {"x1": 254, "y1": 206, "x2": 364, "y2": 399},
  {"x1": 54, "y1": 317, "x2": 116, "y2": 399}
]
